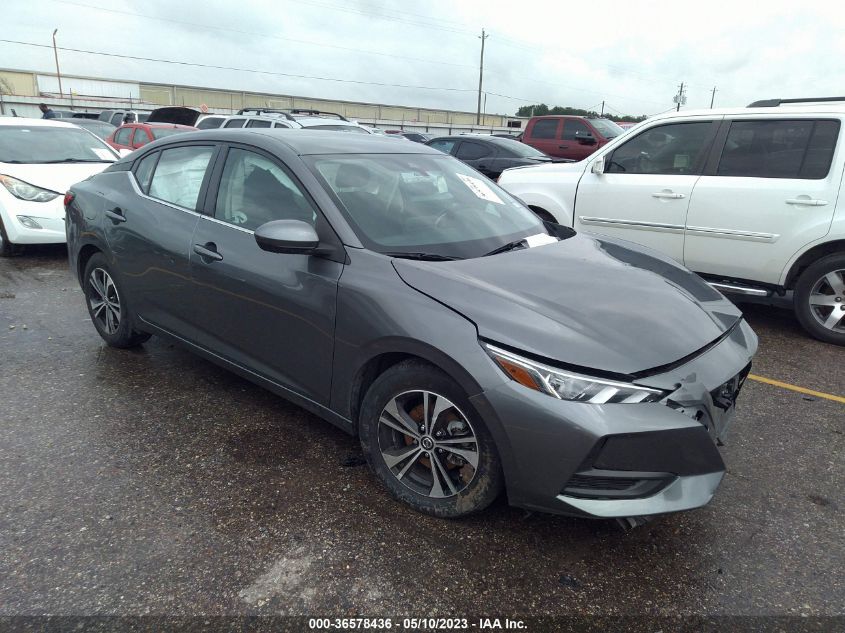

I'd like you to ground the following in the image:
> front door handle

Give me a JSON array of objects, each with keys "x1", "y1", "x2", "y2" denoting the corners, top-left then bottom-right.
[
  {"x1": 786, "y1": 198, "x2": 828, "y2": 206},
  {"x1": 652, "y1": 192, "x2": 685, "y2": 199},
  {"x1": 105, "y1": 207, "x2": 126, "y2": 222},
  {"x1": 193, "y1": 242, "x2": 223, "y2": 262}
]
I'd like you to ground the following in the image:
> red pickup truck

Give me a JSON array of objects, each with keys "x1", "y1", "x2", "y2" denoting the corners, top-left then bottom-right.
[{"x1": 520, "y1": 115, "x2": 624, "y2": 161}]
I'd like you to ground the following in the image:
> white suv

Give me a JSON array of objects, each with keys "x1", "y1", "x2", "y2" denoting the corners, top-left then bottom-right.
[
  {"x1": 221, "y1": 108, "x2": 371, "y2": 133},
  {"x1": 498, "y1": 97, "x2": 845, "y2": 345}
]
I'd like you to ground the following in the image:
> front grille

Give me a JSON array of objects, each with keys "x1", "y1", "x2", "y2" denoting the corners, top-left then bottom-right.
[{"x1": 566, "y1": 475, "x2": 639, "y2": 491}]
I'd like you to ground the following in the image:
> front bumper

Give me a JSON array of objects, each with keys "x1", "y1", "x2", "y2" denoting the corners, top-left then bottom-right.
[
  {"x1": 470, "y1": 319, "x2": 757, "y2": 518},
  {"x1": 0, "y1": 196, "x2": 67, "y2": 245}
]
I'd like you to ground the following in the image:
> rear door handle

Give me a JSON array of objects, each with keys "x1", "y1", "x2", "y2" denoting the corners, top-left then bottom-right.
[
  {"x1": 786, "y1": 198, "x2": 828, "y2": 206},
  {"x1": 652, "y1": 192, "x2": 685, "y2": 199},
  {"x1": 193, "y1": 242, "x2": 223, "y2": 262},
  {"x1": 105, "y1": 207, "x2": 126, "y2": 222}
]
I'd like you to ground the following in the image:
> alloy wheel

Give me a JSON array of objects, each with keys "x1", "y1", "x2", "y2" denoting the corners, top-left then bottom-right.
[
  {"x1": 808, "y1": 269, "x2": 845, "y2": 333},
  {"x1": 88, "y1": 267, "x2": 122, "y2": 335},
  {"x1": 377, "y1": 390, "x2": 479, "y2": 499}
]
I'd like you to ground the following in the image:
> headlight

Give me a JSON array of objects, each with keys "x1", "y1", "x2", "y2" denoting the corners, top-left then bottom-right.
[
  {"x1": 0, "y1": 175, "x2": 61, "y2": 202},
  {"x1": 484, "y1": 343, "x2": 667, "y2": 404}
]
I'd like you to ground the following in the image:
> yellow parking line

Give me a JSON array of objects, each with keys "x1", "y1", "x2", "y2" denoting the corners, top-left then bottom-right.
[{"x1": 748, "y1": 374, "x2": 845, "y2": 404}]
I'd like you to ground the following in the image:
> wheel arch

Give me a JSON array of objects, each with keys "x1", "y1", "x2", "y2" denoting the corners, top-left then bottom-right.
[
  {"x1": 783, "y1": 240, "x2": 845, "y2": 289},
  {"x1": 347, "y1": 340, "x2": 484, "y2": 434},
  {"x1": 76, "y1": 241, "x2": 106, "y2": 286}
]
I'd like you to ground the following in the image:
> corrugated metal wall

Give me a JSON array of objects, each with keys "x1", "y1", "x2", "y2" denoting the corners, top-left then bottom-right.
[{"x1": 37, "y1": 75, "x2": 139, "y2": 99}]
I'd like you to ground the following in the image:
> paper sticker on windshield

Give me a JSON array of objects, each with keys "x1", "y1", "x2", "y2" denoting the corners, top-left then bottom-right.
[
  {"x1": 92, "y1": 148, "x2": 116, "y2": 160},
  {"x1": 456, "y1": 173, "x2": 503, "y2": 204}
]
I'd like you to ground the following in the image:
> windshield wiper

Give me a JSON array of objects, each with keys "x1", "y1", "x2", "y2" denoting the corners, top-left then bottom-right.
[
  {"x1": 483, "y1": 239, "x2": 528, "y2": 257},
  {"x1": 383, "y1": 251, "x2": 462, "y2": 261}
]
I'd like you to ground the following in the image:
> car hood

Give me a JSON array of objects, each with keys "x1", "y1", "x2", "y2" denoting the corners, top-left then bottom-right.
[
  {"x1": 0, "y1": 162, "x2": 113, "y2": 194},
  {"x1": 392, "y1": 234, "x2": 742, "y2": 376}
]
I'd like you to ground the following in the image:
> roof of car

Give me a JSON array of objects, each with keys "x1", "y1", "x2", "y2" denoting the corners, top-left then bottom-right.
[
  {"x1": 184, "y1": 129, "x2": 442, "y2": 155},
  {"x1": 650, "y1": 103, "x2": 845, "y2": 123},
  {"x1": 0, "y1": 117, "x2": 82, "y2": 128}
]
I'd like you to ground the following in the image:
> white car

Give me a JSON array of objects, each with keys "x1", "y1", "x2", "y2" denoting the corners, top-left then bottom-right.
[
  {"x1": 0, "y1": 118, "x2": 119, "y2": 255},
  {"x1": 498, "y1": 97, "x2": 845, "y2": 345},
  {"x1": 224, "y1": 108, "x2": 372, "y2": 133}
]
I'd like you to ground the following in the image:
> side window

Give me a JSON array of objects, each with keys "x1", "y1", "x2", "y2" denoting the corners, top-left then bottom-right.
[
  {"x1": 429, "y1": 140, "x2": 456, "y2": 154},
  {"x1": 215, "y1": 148, "x2": 317, "y2": 231},
  {"x1": 563, "y1": 119, "x2": 592, "y2": 141},
  {"x1": 246, "y1": 119, "x2": 272, "y2": 128},
  {"x1": 131, "y1": 128, "x2": 150, "y2": 148},
  {"x1": 224, "y1": 118, "x2": 247, "y2": 128},
  {"x1": 606, "y1": 122, "x2": 713, "y2": 175},
  {"x1": 148, "y1": 146, "x2": 214, "y2": 210},
  {"x1": 717, "y1": 119, "x2": 840, "y2": 179},
  {"x1": 133, "y1": 151, "x2": 158, "y2": 194},
  {"x1": 530, "y1": 119, "x2": 559, "y2": 139},
  {"x1": 456, "y1": 141, "x2": 493, "y2": 160},
  {"x1": 196, "y1": 117, "x2": 224, "y2": 130},
  {"x1": 273, "y1": 122, "x2": 291, "y2": 128},
  {"x1": 110, "y1": 113, "x2": 124, "y2": 126},
  {"x1": 114, "y1": 127, "x2": 132, "y2": 145}
]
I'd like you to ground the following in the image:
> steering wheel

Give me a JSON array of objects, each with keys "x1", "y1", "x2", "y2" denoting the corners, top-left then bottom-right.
[{"x1": 433, "y1": 202, "x2": 462, "y2": 229}]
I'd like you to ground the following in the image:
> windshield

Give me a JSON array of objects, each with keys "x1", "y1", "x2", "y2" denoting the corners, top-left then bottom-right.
[
  {"x1": 307, "y1": 153, "x2": 546, "y2": 259},
  {"x1": 150, "y1": 127, "x2": 190, "y2": 140},
  {"x1": 307, "y1": 124, "x2": 370, "y2": 134},
  {"x1": 587, "y1": 118, "x2": 625, "y2": 139},
  {"x1": 495, "y1": 138, "x2": 549, "y2": 158},
  {"x1": 0, "y1": 125, "x2": 117, "y2": 163}
]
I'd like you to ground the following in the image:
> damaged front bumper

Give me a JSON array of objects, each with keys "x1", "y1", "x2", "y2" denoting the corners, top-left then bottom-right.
[{"x1": 470, "y1": 319, "x2": 758, "y2": 518}]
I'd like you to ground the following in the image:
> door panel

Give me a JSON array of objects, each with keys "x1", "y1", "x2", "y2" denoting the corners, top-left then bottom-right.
[
  {"x1": 574, "y1": 120, "x2": 719, "y2": 263},
  {"x1": 187, "y1": 146, "x2": 342, "y2": 404},
  {"x1": 525, "y1": 118, "x2": 562, "y2": 157},
  {"x1": 562, "y1": 119, "x2": 597, "y2": 161},
  {"x1": 684, "y1": 118, "x2": 842, "y2": 284}
]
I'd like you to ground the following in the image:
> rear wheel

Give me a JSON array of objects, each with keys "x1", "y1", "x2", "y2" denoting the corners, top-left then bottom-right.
[
  {"x1": 83, "y1": 253, "x2": 151, "y2": 348},
  {"x1": 359, "y1": 360, "x2": 503, "y2": 518},
  {"x1": 794, "y1": 253, "x2": 845, "y2": 345}
]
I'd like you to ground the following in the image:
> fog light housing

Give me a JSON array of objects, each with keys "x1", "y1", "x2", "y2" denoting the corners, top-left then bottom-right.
[{"x1": 17, "y1": 215, "x2": 43, "y2": 229}]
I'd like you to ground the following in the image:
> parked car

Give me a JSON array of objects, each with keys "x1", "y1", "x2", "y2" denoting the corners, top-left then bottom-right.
[
  {"x1": 230, "y1": 108, "x2": 372, "y2": 133},
  {"x1": 98, "y1": 110, "x2": 149, "y2": 127},
  {"x1": 147, "y1": 106, "x2": 226, "y2": 130},
  {"x1": 66, "y1": 129, "x2": 756, "y2": 520},
  {"x1": 427, "y1": 134, "x2": 557, "y2": 179},
  {"x1": 498, "y1": 97, "x2": 845, "y2": 345},
  {"x1": 0, "y1": 118, "x2": 118, "y2": 256},
  {"x1": 521, "y1": 115, "x2": 624, "y2": 161},
  {"x1": 69, "y1": 119, "x2": 116, "y2": 141},
  {"x1": 106, "y1": 123, "x2": 197, "y2": 151}
]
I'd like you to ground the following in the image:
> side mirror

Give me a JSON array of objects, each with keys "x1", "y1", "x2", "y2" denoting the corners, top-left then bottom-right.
[
  {"x1": 591, "y1": 156, "x2": 605, "y2": 175},
  {"x1": 254, "y1": 219, "x2": 319, "y2": 254}
]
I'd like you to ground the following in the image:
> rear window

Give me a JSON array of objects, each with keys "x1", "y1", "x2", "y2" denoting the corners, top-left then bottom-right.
[
  {"x1": 717, "y1": 119, "x2": 841, "y2": 179},
  {"x1": 530, "y1": 119, "x2": 558, "y2": 139}
]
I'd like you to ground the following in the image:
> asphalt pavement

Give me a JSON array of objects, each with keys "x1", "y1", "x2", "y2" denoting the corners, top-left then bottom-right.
[{"x1": 0, "y1": 245, "x2": 842, "y2": 621}]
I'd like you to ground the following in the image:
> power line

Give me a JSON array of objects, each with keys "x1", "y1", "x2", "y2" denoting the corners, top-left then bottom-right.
[
  {"x1": 52, "y1": 0, "x2": 477, "y2": 70},
  {"x1": 0, "y1": 39, "x2": 479, "y2": 94}
]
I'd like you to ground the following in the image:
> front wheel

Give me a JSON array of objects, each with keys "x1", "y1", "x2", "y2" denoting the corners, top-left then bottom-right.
[
  {"x1": 359, "y1": 360, "x2": 503, "y2": 518},
  {"x1": 0, "y1": 217, "x2": 22, "y2": 257},
  {"x1": 794, "y1": 253, "x2": 845, "y2": 345},
  {"x1": 83, "y1": 253, "x2": 151, "y2": 348}
]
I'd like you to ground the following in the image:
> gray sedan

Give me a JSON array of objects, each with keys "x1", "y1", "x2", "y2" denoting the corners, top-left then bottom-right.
[{"x1": 66, "y1": 130, "x2": 757, "y2": 520}]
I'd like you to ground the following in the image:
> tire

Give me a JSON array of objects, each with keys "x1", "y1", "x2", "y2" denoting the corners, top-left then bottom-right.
[
  {"x1": 359, "y1": 360, "x2": 504, "y2": 518},
  {"x1": 82, "y1": 253, "x2": 151, "y2": 348},
  {"x1": 793, "y1": 253, "x2": 845, "y2": 345},
  {"x1": 0, "y1": 217, "x2": 22, "y2": 257}
]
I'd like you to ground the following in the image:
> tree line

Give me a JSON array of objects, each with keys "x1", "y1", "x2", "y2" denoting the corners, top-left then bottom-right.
[{"x1": 515, "y1": 103, "x2": 648, "y2": 122}]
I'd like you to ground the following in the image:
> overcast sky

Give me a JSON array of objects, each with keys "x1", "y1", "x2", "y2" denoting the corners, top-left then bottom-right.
[{"x1": 3, "y1": 0, "x2": 845, "y2": 117}]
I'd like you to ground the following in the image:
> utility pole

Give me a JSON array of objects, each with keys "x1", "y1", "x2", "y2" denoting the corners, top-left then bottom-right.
[
  {"x1": 476, "y1": 28, "x2": 488, "y2": 125},
  {"x1": 674, "y1": 82, "x2": 686, "y2": 112},
  {"x1": 710, "y1": 86, "x2": 718, "y2": 108},
  {"x1": 52, "y1": 29, "x2": 63, "y2": 98},
  {"x1": 600, "y1": 101, "x2": 605, "y2": 116}
]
